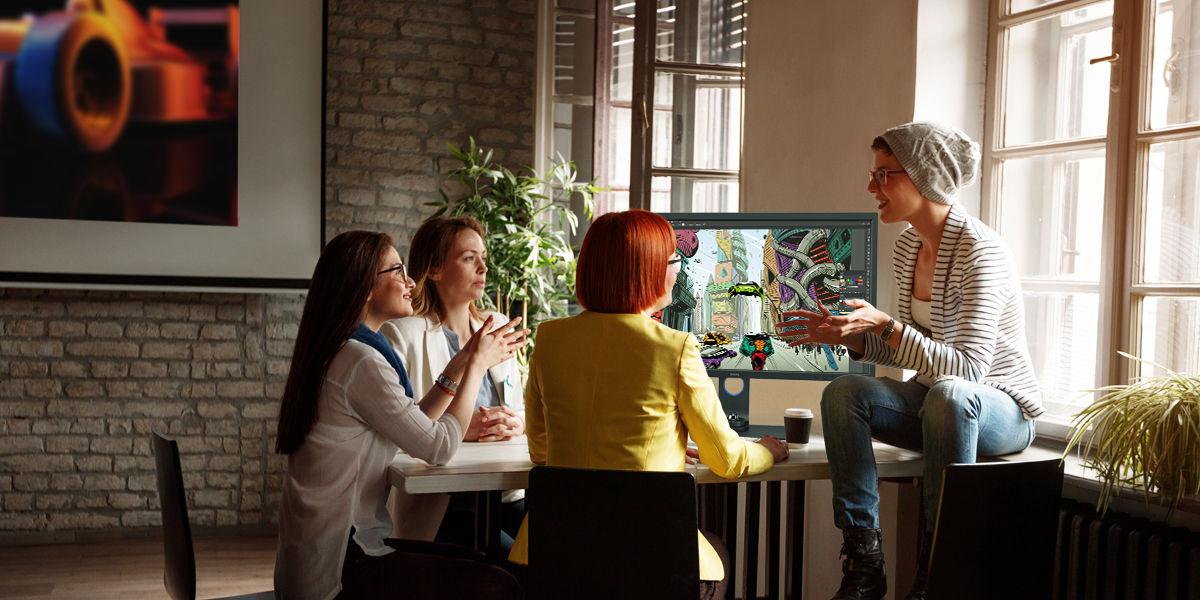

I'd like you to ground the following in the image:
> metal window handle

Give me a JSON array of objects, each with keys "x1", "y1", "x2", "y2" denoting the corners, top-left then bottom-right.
[
  {"x1": 1163, "y1": 46, "x2": 1181, "y2": 90},
  {"x1": 640, "y1": 98, "x2": 650, "y2": 130},
  {"x1": 1089, "y1": 53, "x2": 1120, "y2": 65}
]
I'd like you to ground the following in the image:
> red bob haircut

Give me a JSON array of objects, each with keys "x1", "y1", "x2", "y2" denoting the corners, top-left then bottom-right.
[{"x1": 576, "y1": 210, "x2": 675, "y2": 313}]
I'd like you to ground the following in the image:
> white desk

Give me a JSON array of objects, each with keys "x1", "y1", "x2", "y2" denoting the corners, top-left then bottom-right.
[
  {"x1": 389, "y1": 434, "x2": 923, "y2": 600},
  {"x1": 388, "y1": 434, "x2": 924, "y2": 491}
]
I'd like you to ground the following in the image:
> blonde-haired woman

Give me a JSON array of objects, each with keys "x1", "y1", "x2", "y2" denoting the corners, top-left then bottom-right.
[{"x1": 382, "y1": 216, "x2": 526, "y2": 554}]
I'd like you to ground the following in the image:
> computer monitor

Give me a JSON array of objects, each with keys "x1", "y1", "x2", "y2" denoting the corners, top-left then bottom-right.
[{"x1": 658, "y1": 213, "x2": 878, "y2": 431}]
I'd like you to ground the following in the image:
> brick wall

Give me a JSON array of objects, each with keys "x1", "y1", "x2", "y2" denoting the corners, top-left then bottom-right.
[
  {"x1": 325, "y1": 0, "x2": 536, "y2": 245},
  {"x1": 0, "y1": 291, "x2": 302, "y2": 538},
  {"x1": 0, "y1": 0, "x2": 535, "y2": 542}
]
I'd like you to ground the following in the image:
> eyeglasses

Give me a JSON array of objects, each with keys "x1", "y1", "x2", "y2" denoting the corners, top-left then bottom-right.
[
  {"x1": 667, "y1": 256, "x2": 684, "y2": 266},
  {"x1": 868, "y1": 167, "x2": 907, "y2": 187},
  {"x1": 378, "y1": 261, "x2": 407, "y2": 280}
]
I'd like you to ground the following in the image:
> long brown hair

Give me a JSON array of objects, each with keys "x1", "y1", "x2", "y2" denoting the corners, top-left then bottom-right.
[
  {"x1": 408, "y1": 216, "x2": 486, "y2": 322},
  {"x1": 275, "y1": 230, "x2": 394, "y2": 454}
]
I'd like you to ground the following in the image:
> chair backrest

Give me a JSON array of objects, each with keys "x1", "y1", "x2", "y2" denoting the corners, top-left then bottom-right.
[
  {"x1": 527, "y1": 466, "x2": 701, "y2": 600},
  {"x1": 927, "y1": 458, "x2": 1064, "y2": 600},
  {"x1": 153, "y1": 430, "x2": 197, "y2": 600}
]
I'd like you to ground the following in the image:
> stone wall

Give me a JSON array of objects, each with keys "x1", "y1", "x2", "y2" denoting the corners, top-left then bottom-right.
[{"x1": 0, "y1": 0, "x2": 535, "y2": 543}]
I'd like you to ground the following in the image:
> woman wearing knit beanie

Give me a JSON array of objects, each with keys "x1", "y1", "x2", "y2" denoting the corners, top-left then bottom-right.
[{"x1": 776, "y1": 122, "x2": 1043, "y2": 600}]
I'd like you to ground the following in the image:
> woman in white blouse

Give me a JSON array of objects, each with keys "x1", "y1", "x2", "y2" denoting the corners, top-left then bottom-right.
[
  {"x1": 273, "y1": 230, "x2": 527, "y2": 600},
  {"x1": 777, "y1": 122, "x2": 1041, "y2": 600},
  {"x1": 381, "y1": 217, "x2": 525, "y2": 553}
]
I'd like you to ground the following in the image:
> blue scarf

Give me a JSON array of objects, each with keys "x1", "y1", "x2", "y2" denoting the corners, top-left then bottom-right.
[{"x1": 351, "y1": 322, "x2": 414, "y2": 398}]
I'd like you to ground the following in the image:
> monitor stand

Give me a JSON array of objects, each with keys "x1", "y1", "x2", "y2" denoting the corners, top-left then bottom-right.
[{"x1": 717, "y1": 373, "x2": 750, "y2": 434}]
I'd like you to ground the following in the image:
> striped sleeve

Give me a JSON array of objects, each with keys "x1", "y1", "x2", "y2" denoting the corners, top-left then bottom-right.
[{"x1": 851, "y1": 207, "x2": 1043, "y2": 418}]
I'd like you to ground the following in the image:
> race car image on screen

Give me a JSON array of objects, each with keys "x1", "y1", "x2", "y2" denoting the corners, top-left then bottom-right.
[{"x1": 0, "y1": 0, "x2": 238, "y2": 153}]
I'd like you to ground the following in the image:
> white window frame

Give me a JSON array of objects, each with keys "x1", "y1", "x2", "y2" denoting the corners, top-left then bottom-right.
[
  {"x1": 984, "y1": 0, "x2": 1200, "y2": 434},
  {"x1": 537, "y1": 0, "x2": 746, "y2": 216}
]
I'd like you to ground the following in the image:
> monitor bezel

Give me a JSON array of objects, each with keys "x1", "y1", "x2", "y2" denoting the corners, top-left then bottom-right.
[{"x1": 660, "y1": 211, "x2": 878, "y2": 381}]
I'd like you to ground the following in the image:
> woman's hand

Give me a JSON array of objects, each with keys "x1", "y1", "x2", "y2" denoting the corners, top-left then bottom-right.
[
  {"x1": 756, "y1": 435, "x2": 789, "y2": 463},
  {"x1": 687, "y1": 436, "x2": 787, "y2": 465},
  {"x1": 775, "y1": 298, "x2": 888, "y2": 351},
  {"x1": 464, "y1": 405, "x2": 525, "y2": 442},
  {"x1": 461, "y1": 316, "x2": 530, "y2": 369}
]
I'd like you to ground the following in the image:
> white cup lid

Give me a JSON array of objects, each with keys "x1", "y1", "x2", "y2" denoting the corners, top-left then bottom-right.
[{"x1": 785, "y1": 408, "x2": 813, "y2": 417}]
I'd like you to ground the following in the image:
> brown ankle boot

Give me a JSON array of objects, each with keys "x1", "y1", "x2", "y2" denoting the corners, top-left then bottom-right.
[{"x1": 830, "y1": 527, "x2": 887, "y2": 600}]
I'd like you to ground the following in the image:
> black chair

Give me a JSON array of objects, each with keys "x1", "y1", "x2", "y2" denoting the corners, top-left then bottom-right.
[
  {"x1": 926, "y1": 458, "x2": 1065, "y2": 600},
  {"x1": 152, "y1": 430, "x2": 274, "y2": 600},
  {"x1": 526, "y1": 466, "x2": 701, "y2": 600}
]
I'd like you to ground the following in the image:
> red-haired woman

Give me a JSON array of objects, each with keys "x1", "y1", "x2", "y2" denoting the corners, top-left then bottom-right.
[
  {"x1": 507, "y1": 210, "x2": 789, "y2": 599},
  {"x1": 273, "y1": 230, "x2": 527, "y2": 600}
]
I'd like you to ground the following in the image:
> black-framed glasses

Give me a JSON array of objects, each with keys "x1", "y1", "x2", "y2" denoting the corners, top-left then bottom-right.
[
  {"x1": 668, "y1": 256, "x2": 684, "y2": 266},
  {"x1": 869, "y1": 167, "x2": 907, "y2": 187},
  {"x1": 378, "y1": 261, "x2": 407, "y2": 280}
]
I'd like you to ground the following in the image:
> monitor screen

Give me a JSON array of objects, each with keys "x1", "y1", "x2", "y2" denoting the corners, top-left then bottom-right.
[{"x1": 658, "y1": 213, "x2": 878, "y2": 380}]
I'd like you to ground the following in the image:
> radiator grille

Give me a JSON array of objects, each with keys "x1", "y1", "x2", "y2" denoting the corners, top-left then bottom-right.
[{"x1": 1053, "y1": 499, "x2": 1200, "y2": 600}]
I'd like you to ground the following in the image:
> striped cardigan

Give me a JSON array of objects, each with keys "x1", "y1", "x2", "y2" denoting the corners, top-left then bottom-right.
[{"x1": 858, "y1": 204, "x2": 1044, "y2": 419}]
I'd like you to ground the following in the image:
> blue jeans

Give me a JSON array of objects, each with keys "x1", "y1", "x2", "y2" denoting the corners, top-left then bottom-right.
[{"x1": 821, "y1": 375, "x2": 1036, "y2": 532}]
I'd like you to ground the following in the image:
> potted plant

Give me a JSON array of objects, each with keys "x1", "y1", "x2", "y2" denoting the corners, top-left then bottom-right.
[
  {"x1": 1062, "y1": 352, "x2": 1200, "y2": 515},
  {"x1": 427, "y1": 138, "x2": 600, "y2": 354}
]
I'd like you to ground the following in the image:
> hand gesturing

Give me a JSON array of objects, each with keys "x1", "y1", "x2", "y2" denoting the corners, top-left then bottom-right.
[{"x1": 775, "y1": 298, "x2": 885, "y2": 348}]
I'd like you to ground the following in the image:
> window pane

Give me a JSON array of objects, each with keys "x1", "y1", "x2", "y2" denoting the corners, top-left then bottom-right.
[
  {"x1": 552, "y1": 103, "x2": 586, "y2": 164},
  {"x1": 612, "y1": 9, "x2": 635, "y2": 104},
  {"x1": 1140, "y1": 296, "x2": 1200, "y2": 376},
  {"x1": 596, "y1": 190, "x2": 630, "y2": 216},
  {"x1": 1010, "y1": 0, "x2": 1058, "y2": 12},
  {"x1": 603, "y1": 105, "x2": 633, "y2": 216},
  {"x1": 554, "y1": 14, "x2": 595, "y2": 97},
  {"x1": 1149, "y1": 0, "x2": 1200, "y2": 129},
  {"x1": 998, "y1": 150, "x2": 1106, "y2": 280},
  {"x1": 1010, "y1": 1, "x2": 1113, "y2": 20},
  {"x1": 1003, "y1": 4, "x2": 1113, "y2": 146},
  {"x1": 650, "y1": 176, "x2": 738, "y2": 213},
  {"x1": 1024, "y1": 291, "x2": 1099, "y2": 412},
  {"x1": 654, "y1": 0, "x2": 746, "y2": 65},
  {"x1": 651, "y1": 72, "x2": 742, "y2": 170},
  {"x1": 1144, "y1": 139, "x2": 1200, "y2": 283}
]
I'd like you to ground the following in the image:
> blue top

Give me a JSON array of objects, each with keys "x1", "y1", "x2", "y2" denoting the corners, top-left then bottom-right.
[
  {"x1": 442, "y1": 326, "x2": 499, "y2": 409},
  {"x1": 351, "y1": 322, "x2": 415, "y2": 398}
]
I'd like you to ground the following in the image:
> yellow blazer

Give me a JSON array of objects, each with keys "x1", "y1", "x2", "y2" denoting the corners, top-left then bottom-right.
[{"x1": 508, "y1": 311, "x2": 774, "y2": 580}]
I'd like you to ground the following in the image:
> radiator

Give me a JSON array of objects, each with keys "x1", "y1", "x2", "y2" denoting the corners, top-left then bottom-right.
[{"x1": 1053, "y1": 499, "x2": 1200, "y2": 600}]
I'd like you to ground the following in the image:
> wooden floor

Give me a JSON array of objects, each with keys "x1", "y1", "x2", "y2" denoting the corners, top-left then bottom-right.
[{"x1": 0, "y1": 534, "x2": 276, "y2": 600}]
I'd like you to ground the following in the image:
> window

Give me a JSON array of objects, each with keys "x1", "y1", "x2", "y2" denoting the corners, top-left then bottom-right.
[
  {"x1": 538, "y1": 0, "x2": 747, "y2": 218},
  {"x1": 985, "y1": 0, "x2": 1200, "y2": 422}
]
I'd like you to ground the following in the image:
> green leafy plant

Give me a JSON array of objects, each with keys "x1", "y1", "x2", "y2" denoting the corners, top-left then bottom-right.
[
  {"x1": 427, "y1": 138, "x2": 600, "y2": 350},
  {"x1": 1063, "y1": 352, "x2": 1200, "y2": 515}
]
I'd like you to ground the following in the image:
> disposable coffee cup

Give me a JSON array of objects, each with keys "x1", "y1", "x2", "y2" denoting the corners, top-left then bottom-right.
[{"x1": 784, "y1": 408, "x2": 813, "y2": 445}]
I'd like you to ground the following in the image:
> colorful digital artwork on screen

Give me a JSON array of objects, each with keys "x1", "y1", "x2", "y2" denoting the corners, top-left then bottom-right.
[
  {"x1": 658, "y1": 227, "x2": 868, "y2": 374},
  {"x1": 0, "y1": 0, "x2": 238, "y2": 225}
]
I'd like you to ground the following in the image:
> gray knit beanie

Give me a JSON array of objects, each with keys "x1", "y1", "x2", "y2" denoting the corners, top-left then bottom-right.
[{"x1": 880, "y1": 122, "x2": 980, "y2": 205}]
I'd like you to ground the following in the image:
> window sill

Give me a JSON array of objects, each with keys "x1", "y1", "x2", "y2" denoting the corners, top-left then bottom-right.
[
  {"x1": 1006, "y1": 439, "x2": 1200, "y2": 525},
  {"x1": 1033, "y1": 413, "x2": 1075, "y2": 443}
]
